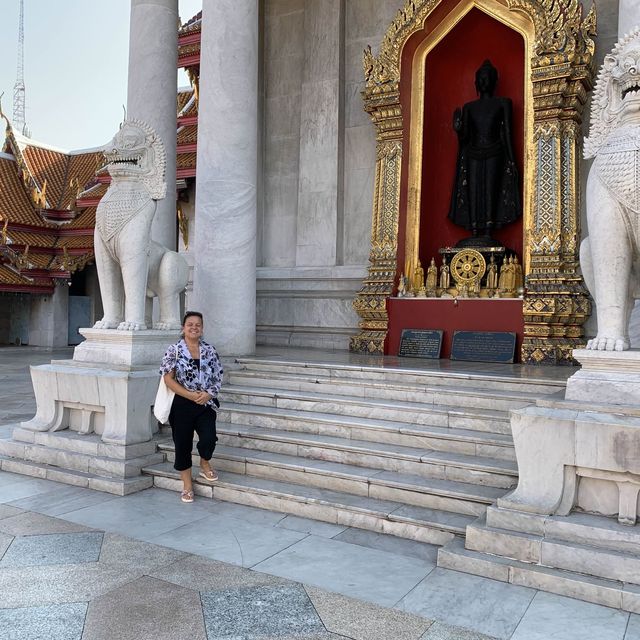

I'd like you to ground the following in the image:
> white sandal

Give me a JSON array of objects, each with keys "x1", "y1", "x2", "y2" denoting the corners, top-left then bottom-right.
[{"x1": 180, "y1": 489, "x2": 194, "y2": 503}]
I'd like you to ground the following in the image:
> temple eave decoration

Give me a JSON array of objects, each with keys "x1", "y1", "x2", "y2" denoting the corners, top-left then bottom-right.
[{"x1": 350, "y1": 0, "x2": 597, "y2": 364}]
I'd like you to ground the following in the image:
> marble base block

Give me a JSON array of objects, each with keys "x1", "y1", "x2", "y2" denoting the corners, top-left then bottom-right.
[
  {"x1": 566, "y1": 349, "x2": 640, "y2": 405},
  {"x1": 20, "y1": 361, "x2": 160, "y2": 446},
  {"x1": 0, "y1": 329, "x2": 177, "y2": 493},
  {"x1": 73, "y1": 328, "x2": 180, "y2": 367},
  {"x1": 499, "y1": 403, "x2": 640, "y2": 525}
]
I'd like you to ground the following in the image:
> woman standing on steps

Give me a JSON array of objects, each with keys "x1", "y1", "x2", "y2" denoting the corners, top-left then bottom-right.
[{"x1": 159, "y1": 311, "x2": 223, "y2": 503}]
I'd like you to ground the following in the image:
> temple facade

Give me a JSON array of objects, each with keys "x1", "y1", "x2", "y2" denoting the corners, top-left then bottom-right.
[{"x1": 0, "y1": 0, "x2": 635, "y2": 363}]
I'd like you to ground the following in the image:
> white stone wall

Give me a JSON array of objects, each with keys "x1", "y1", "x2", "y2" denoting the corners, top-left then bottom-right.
[
  {"x1": 258, "y1": 0, "x2": 403, "y2": 349},
  {"x1": 28, "y1": 284, "x2": 69, "y2": 347}
]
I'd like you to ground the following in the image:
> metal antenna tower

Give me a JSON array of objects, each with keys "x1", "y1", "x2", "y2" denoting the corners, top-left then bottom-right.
[{"x1": 12, "y1": 0, "x2": 29, "y2": 137}]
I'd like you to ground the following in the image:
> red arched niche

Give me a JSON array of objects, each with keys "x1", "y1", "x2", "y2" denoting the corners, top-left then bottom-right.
[{"x1": 419, "y1": 8, "x2": 525, "y2": 264}]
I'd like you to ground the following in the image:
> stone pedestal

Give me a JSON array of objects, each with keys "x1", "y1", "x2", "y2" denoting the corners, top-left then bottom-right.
[
  {"x1": 501, "y1": 350, "x2": 640, "y2": 526},
  {"x1": 437, "y1": 348, "x2": 640, "y2": 613},
  {"x1": 565, "y1": 348, "x2": 640, "y2": 405},
  {"x1": 0, "y1": 329, "x2": 178, "y2": 494},
  {"x1": 73, "y1": 328, "x2": 178, "y2": 368}
]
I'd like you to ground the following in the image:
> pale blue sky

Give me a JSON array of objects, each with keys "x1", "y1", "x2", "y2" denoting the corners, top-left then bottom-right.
[{"x1": 0, "y1": 0, "x2": 201, "y2": 150}]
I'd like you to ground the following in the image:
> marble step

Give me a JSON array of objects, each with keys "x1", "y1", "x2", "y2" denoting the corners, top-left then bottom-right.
[
  {"x1": 465, "y1": 516, "x2": 640, "y2": 585},
  {"x1": 0, "y1": 455, "x2": 153, "y2": 495},
  {"x1": 159, "y1": 442, "x2": 506, "y2": 517},
  {"x1": 220, "y1": 384, "x2": 512, "y2": 434},
  {"x1": 437, "y1": 537, "x2": 640, "y2": 614},
  {"x1": 485, "y1": 506, "x2": 640, "y2": 555},
  {"x1": 234, "y1": 357, "x2": 566, "y2": 395},
  {"x1": 143, "y1": 461, "x2": 477, "y2": 545},
  {"x1": 217, "y1": 402, "x2": 515, "y2": 460},
  {"x1": 0, "y1": 432, "x2": 164, "y2": 480},
  {"x1": 227, "y1": 369, "x2": 542, "y2": 413},
  {"x1": 213, "y1": 421, "x2": 517, "y2": 488}
]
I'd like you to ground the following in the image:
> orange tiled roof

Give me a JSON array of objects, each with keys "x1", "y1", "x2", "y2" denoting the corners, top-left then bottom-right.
[
  {"x1": 1, "y1": 17, "x2": 201, "y2": 293},
  {"x1": 0, "y1": 144, "x2": 98, "y2": 291},
  {"x1": 177, "y1": 125, "x2": 197, "y2": 145},
  {"x1": 77, "y1": 182, "x2": 107, "y2": 200},
  {"x1": 177, "y1": 89, "x2": 192, "y2": 114},
  {"x1": 0, "y1": 157, "x2": 54, "y2": 228},
  {"x1": 180, "y1": 11, "x2": 202, "y2": 34},
  {"x1": 20, "y1": 146, "x2": 103, "y2": 211},
  {"x1": 177, "y1": 152, "x2": 197, "y2": 170}
]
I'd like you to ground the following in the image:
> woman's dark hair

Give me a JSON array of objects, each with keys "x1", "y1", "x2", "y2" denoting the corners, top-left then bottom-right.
[{"x1": 182, "y1": 311, "x2": 203, "y2": 325}]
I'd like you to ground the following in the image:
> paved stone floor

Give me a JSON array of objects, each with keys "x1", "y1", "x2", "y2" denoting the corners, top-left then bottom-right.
[{"x1": 0, "y1": 346, "x2": 638, "y2": 640}]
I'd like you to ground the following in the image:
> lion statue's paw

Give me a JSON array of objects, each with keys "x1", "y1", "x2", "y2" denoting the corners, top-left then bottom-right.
[
  {"x1": 117, "y1": 321, "x2": 148, "y2": 331},
  {"x1": 586, "y1": 335, "x2": 629, "y2": 351},
  {"x1": 153, "y1": 321, "x2": 182, "y2": 331},
  {"x1": 93, "y1": 319, "x2": 120, "y2": 329}
]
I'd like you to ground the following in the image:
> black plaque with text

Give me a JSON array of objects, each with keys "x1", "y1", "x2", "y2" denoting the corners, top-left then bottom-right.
[
  {"x1": 451, "y1": 331, "x2": 516, "y2": 363},
  {"x1": 398, "y1": 329, "x2": 443, "y2": 359}
]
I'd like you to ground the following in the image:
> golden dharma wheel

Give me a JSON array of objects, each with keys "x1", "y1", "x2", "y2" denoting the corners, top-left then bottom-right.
[{"x1": 450, "y1": 249, "x2": 486, "y2": 285}]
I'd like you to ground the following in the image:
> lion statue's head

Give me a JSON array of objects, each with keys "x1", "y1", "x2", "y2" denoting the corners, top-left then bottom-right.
[
  {"x1": 103, "y1": 118, "x2": 167, "y2": 200},
  {"x1": 585, "y1": 27, "x2": 640, "y2": 159}
]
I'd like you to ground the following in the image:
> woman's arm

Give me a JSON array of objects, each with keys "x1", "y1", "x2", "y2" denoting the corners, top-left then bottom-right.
[{"x1": 163, "y1": 370, "x2": 200, "y2": 402}]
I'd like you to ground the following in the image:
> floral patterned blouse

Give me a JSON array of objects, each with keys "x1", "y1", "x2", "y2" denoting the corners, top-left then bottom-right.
[{"x1": 159, "y1": 339, "x2": 223, "y2": 408}]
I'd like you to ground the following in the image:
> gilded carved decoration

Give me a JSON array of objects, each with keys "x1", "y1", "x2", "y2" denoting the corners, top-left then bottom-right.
[{"x1": 351, "y1": 0, "x2": 597, "y2": 363}]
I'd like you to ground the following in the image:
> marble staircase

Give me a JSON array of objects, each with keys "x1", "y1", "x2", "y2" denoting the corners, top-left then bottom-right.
[
  {"x1": 0, "y1": 427, "x2": 163, "y2": 494},
  {"x1": 143, "y1": 356, "x2": 565, "y2": 545},
  {"x1": 438, "y1": 506, "x2": 640, "y2": 612}
]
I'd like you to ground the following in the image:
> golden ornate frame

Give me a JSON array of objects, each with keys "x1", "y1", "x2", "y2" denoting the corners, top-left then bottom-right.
[{"x1": 350, "y1": 0, "x2": 596, "y2": 365}]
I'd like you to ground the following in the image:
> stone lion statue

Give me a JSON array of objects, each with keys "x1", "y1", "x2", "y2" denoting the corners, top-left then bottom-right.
[
  {"x1": 93, "y1": 119, "x2": 188, "y2": 331},
  {"x1": 581, "y1": 28, "x2": 640, "y2": 351}
]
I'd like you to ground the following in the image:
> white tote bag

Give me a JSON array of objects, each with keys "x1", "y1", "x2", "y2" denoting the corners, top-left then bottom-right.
[{"x1": 153, "y1": 376, "x2": 175, "y2": 424}]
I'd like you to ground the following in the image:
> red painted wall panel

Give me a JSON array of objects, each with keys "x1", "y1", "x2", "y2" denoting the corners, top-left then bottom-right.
[{"x1": 387, "y1": 298, "x2": 524, "y2": 361}]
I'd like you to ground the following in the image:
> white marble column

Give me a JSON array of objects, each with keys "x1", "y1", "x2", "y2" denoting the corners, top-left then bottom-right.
[
  {"x1": 619, "y1": 0, "x2": 640, "y2": 35},
  {"x1": 296, "y1": 0, "x2": 343, "y2": 267},
  {"x1": 193, "y1": 0, "x2": 258, "y2": 355},
  {"x1": 127, "y1": 0, "x2": 178, "y2": 250}
]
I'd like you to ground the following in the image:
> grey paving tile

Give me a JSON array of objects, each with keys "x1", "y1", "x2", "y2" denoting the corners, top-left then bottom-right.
[
  {"x1": 144, "y1": 512, "x2": 308, "y2": 567},
  {"x1": 201, "y1": 500, "x2": 289, "y2": 526},
  {"x1": 148, "y1": 553, "x2": 291, "y2": 591},
  {"x1": 511, "y1": 591, "x2": 629, "y2": 640},
  {"x1": 333, "y1": 527, "x2": 439, "y2": 563},
  {"x1": 201, "y1": 584, "x2": 325, "y2": 639},
  {"x1": 0, "y1": 563, "x2": 140, "y2": 608},
  {"x1": 420, "y1": 621, "x2": 499, "y2": 640},
  {"x1": 305, "y1": 585, "x2": 432, "y2": 640},
  {"x1": 0, "y1": 474, "x2": 61, "y2": 503},
  {"x1": 98, "y1": 533, "x2": 186, "y2": 572},
  {"x1": 83, "y1": 575, "x2": 206, "y2": 640},
  {"x1": 0, "y1": 602, "x2": 87, "y2": 640},
  {"x1": 277, "y1": 514, "x2": 349, "y2": 538},
  {"x1": 626, "y1": 615, "x2": 640, "y2": 640},
  {"x1": 0, "y1": 532, "x2": 13, "y2": 560},
  {"x1": 60, "y1": 488, "x2": 213, "y2": 538},
  {"x1": 0, "y1": 531, "x2": 103, "y2": 567},
  {"x1": 0, "y1": 511, "x2": 95, "y2": 536},
  {"x1": 0, "y1": 504, "x2": 24, "y2": 519},
  {"x1": 6, "y1": 485, "x2": 117, "y2": 517},
  {"x1": 397, "y1": 568, "x2": 535, "y2": 640},
  {"x1": 253, "y1": 534, "x2": 433, "y2": 608}
]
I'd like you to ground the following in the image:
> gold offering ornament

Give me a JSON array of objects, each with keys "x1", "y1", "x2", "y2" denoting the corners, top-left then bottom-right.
[{"x1": 450, "y1": 249, "x2": 486, "y2": 287}]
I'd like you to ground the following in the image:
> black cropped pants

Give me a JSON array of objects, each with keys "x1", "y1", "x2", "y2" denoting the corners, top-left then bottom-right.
[{"x1": 169, "y1": 395, "x2": 218, "y2": 471}]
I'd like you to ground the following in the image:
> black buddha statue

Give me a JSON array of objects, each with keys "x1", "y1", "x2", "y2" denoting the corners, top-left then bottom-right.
[{"x1": 448, "y1": 60, "x2": 521, "y2": 248}]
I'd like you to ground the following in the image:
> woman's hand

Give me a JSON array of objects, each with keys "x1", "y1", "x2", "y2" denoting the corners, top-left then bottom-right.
[{"x1": 193, "y1": 391, "x2": 212, "y2": 405}]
